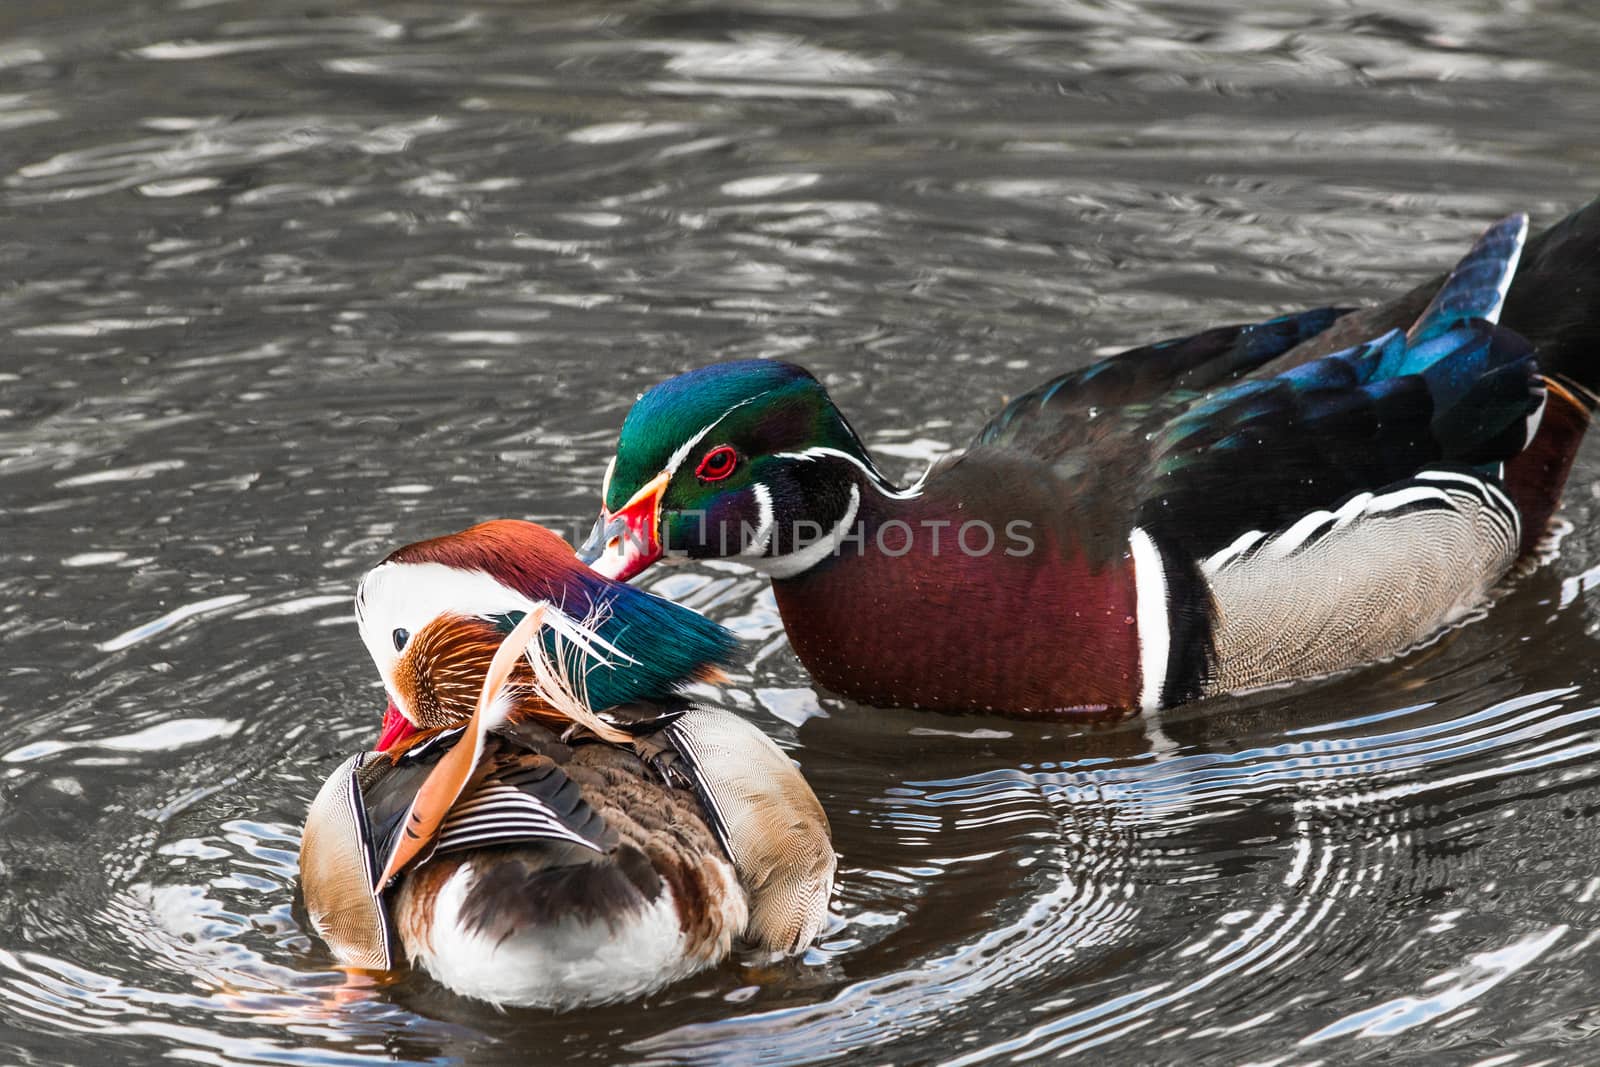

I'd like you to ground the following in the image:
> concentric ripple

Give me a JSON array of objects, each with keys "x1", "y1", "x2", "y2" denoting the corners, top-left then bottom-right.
[{"x1": 5, "y1": 0, "x2": 1600, "y2": 1064}]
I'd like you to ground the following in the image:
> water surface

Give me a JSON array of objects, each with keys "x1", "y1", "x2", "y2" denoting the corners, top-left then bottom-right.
[{"x1": 5, "y1": 1, "x2": 1600, "y2": 1063}]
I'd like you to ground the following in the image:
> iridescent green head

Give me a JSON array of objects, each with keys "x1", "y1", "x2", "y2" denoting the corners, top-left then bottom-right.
[{"x1": 579, "y1": 360, "x2": 886, "y2": 581}]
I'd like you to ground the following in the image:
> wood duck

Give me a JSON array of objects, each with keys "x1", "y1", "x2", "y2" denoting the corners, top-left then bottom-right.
[
  {"x1": 579, "y1": 203, "x2": 1600, "y2": 718},
  {"x1": 299, "y1": 520, "x2": 835, "y2": 1009}
]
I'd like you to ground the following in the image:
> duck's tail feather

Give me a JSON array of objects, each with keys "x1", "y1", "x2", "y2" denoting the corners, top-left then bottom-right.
[{"x1": 1408, "y1": 213, "x2": 1528, "y2": 345}]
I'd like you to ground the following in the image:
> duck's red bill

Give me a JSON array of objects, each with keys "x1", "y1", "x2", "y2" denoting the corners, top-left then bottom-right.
[
  {"x1": 578, "y1": 471, "x2": 669, "y2": 583},
  {"x1": 376, "y1": 700, "x2": 418, "y2": 752}
]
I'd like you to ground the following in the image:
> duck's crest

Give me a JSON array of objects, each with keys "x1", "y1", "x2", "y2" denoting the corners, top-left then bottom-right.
[{"x1": 386, "y1": 521, "x2": 738, "y2": 710}]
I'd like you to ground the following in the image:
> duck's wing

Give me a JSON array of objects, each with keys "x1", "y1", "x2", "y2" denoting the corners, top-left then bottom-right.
[
  {"x1": 1137, "y1": 216, "x2": 1540, "y2": 563},
  {"x1": 1197, "y1": 465, "x2": 1524, "y2": 696},
  {"x1": 1124, "y1": 217, "x2": 1555, "y2": 702},
  {"x1": 362, "y1": 731, "x2": 615, "y2": 877},
  {"x1": 299, "y1": 751, "x2": 395, "y2": 970},
  {"x1": 973, "y1": 306, "x2": 1348, "y2": 461},
  {"x1": 299, "y1": 732, "x2": 619, "y2": 971},
  {"x1": 436, "y1": 750, "x2": 614, "y2": 858},
  {"x1": 652, "y1": 706, "x2": 835, "y2": 955}
]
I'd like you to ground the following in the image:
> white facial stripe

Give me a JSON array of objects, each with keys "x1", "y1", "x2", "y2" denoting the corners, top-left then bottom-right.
[
  {"x1": 600, "y1": 456, "x2": 616, "y2": 504},
  {"x1": 736, "y1": 482, "x2": 776, "y2": 560},
  {"x1": 750, "y1": 484, "x2": 861, "y2": 580},
  {"x1": 356, "y1": 562, "x2": 538, "y2": 717},
  {"x1": 772, "y1": 446, "x2": 925, "y2": 500},
  {"x1": 1129, "y1": 527, "x2": 1170, "y2": 713},
  {"x1": 664, "y1": 391, "x2": 776, "y2": 478}
]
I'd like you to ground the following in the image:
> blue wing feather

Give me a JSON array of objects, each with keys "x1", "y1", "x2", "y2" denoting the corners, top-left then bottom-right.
[
  {"x1": 1406, "y1": 213, "x2": 1528, "y2": 345},
  {"x1": 974, "y1": 306, "x2": 1348, "y2": 454},
  {"x1": 1143, "y1": 217, "x2": 1541, "y2": 557}
]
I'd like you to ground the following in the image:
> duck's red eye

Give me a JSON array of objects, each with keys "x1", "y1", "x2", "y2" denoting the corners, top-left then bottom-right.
[{"x1": 695, "y1": 445, "x2": 738, "y2": 482}]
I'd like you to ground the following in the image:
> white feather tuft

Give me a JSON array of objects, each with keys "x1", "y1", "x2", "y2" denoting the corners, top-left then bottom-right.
[{"x1": 517, "y1": 603, "x2": 632, "y2": 743}]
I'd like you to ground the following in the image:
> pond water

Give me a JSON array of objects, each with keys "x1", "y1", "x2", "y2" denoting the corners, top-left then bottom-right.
[{"x1": 5, "y1": 0, "x2": 1600, "y2": 1063}]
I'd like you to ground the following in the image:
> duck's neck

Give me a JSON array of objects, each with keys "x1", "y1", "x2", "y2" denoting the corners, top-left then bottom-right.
[{"x1": 766, "y1": 478, "x2": 1146, "y2": 716}]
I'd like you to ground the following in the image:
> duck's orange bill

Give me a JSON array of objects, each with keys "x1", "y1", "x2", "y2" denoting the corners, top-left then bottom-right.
[
  {"x1": 376, "y1": 700, "x2": 418, "y2": 752},
  {"x1": 373, "y1": 608, "x2": 547, "y2": 892},
  {"x1": 579, "y1": 471, "x2": 669, "y2": 582}
]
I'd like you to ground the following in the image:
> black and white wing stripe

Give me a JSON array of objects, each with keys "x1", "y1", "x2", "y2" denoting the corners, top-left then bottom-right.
[
  {"x1": 1200, "y1": 466, "x2": 1520, "y2": 578},
  {"x1": 433, "y1": 758, "x2": 613, "y2": 858},
  {"x1": 361, "y1": 735, "x2": 616, "y2": 871},
  {"x1": 1412, "y1": 468, "x2": 1520, "y2": 547},
  {"x1": 434, "y1": 785, "x2": 607, "y2": 856},
  {"x1": 661, "y1": 719, "x2": 735, "y2": 861}
]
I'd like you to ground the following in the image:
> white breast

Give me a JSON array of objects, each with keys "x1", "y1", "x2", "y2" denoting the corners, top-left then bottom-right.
[{"x1": 397, "y1": 855, "x2": 747, "y2": 1010}]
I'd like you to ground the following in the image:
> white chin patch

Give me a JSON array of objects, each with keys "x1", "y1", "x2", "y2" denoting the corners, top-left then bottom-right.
[
  {"x1": 587, "y1": 546, "x2": 630, "y2": 580},
  {"x1": 734, "y1": 483, "x2": 777, "y2": 560},
  {"x1": 745, "y1": 483, "x2": 861, "y2": 580}
]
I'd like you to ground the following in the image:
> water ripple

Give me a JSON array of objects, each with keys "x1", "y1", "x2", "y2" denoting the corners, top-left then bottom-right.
[{"x1": 4, "y1": 0, "x2": 1600, "y2": 1063}]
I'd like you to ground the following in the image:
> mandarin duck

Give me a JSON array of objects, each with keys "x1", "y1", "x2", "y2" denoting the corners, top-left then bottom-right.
[
  {"x1": 299, "y1": 521, "x2": 835, "y2": 1009},
  {"x1": 579, "y1": 205, "x2": 1600, "y2": 717}
]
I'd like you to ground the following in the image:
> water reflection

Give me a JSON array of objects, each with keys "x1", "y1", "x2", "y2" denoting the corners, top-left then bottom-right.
[{"x1": 4, "y1": 0, "x2": 1600, "y2": 1063}]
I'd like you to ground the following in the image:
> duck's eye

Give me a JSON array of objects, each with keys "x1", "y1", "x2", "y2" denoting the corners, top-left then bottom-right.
[
  {"x1": 695, "y1": 445, "x2": 738, "y2": 483},
  {"x1": 392, "y1": 628, "x2": 410, "y2": 652}
]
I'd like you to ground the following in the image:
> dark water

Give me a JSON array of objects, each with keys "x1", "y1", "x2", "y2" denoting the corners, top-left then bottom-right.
[{"x1": 5, "y1": 0, "x2": 1600, "y2": 1063}]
